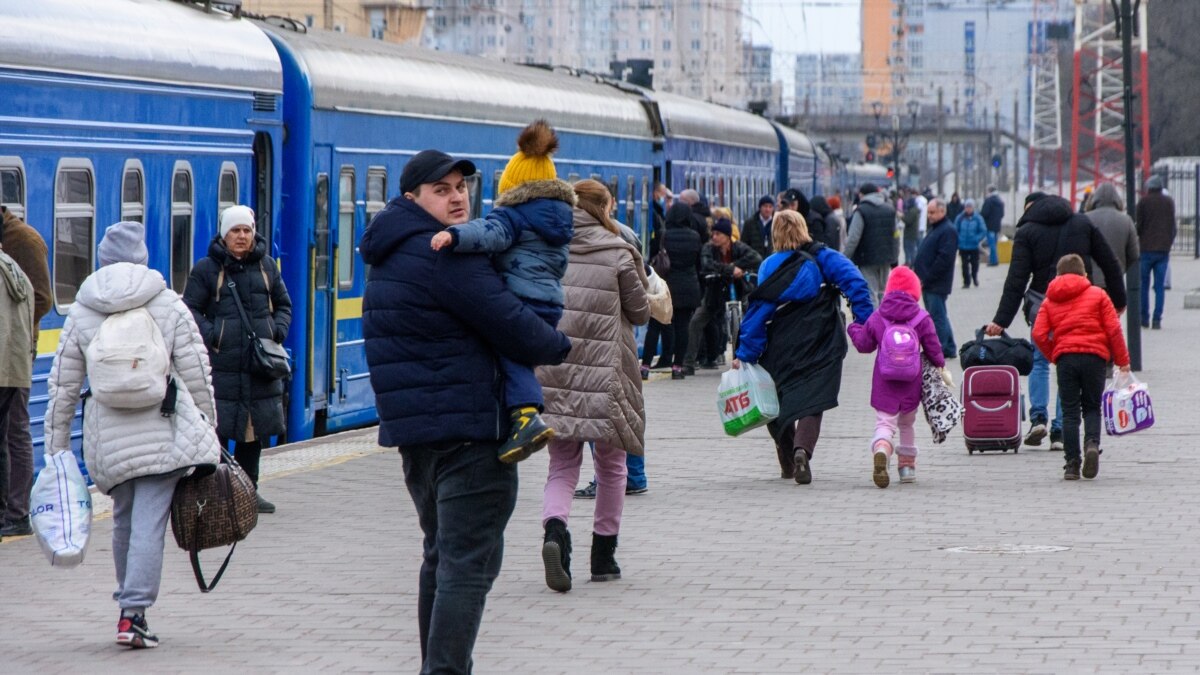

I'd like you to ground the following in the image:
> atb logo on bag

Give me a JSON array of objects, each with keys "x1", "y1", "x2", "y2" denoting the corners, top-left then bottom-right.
[
  {"x1": 879, "y1": 320, "x2": 921, "y2": 381},
  {"x1": 723, "y1": 390, "x2": 751, "y2": 415}
]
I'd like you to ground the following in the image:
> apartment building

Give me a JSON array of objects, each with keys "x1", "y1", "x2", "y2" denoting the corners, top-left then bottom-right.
[{"x1": 242, "y1": 0, "x2": 427, "y2": 42}]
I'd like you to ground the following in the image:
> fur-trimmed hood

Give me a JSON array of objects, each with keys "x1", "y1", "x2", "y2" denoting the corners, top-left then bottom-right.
[{"x1": 494, "y1": 178, "x2": 577, "y2": 208}]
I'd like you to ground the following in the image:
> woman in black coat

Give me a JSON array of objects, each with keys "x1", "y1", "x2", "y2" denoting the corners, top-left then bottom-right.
[
  {"x1": 182, "y1": 207, "x2": 292, "y2": 513},
  {"x1": 661, "y1": 201, "x2": 701, "y2": 378}
]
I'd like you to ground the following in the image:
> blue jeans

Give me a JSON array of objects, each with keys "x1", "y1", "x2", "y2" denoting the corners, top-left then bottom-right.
[
  {"x1": 401, "y1": 441, "x2": 518, "y2": 675},
  {"x1": 626, "y1": 453, "x2": 647, "y2": 490},
  {"x1": 501, "y1": 301, "x2": 562, "y2": 408},
  {"x1": 1028, "y1": 345, "x2": 1063, "y2": 431},
  {"x1": 986, "y1": 230, "x2": 999, "y2": 265},
  {"x1": 922, "y1": 292, "x2": 956, "y2": 356},
  {"x1": 1140, "y1": 251, "x2": 1169, "y2": 323},
  {"x1": 904, "y1": 237, "x2": 919, "y2": 267}
]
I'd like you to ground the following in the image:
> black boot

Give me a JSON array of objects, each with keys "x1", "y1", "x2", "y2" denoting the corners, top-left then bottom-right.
[
  {"x1": 542, "y1": 518, "x2": 572, "y2": 592},
  {"x1": 590, "y1": 533, "x2": 621, "y2": 582}
]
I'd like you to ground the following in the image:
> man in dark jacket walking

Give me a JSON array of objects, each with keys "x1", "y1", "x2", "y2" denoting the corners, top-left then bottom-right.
[
  {"x1": 843, "y1": 183, "x2": 897, "y2": 307},
  {"x1": 1136, "y1": 175, "x2": 1176, "y2": 329},
  {"x1": 913, "y1": 199, "x2": 958, "y2": 357},
  {"x1": 0, "y1": 206, "x2": 50, "y2": 538},
  {"x1": 980, "y1": 186, "x2": 1004, "y2": 266},
  {"x1": 360, "y1": 150, "x2": 570, "y2": 674},
  {"x1": 985, "y1": 193, "x2": 1126, "y2": 451},
  {"x1": 684, "y1": 218, "x2": 761, "y2": 370},
  {"x1": 741, "y1": 195, "x2": 774, "y2": 256}
]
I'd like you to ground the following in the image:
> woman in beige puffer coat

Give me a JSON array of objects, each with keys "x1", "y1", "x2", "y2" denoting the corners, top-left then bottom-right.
[
  {"x1": 537, "y1": 180, "x2": 649, "y2": 593},
  {"x1": 44, "y1": 221, "x2": 220, "y2": 648}
]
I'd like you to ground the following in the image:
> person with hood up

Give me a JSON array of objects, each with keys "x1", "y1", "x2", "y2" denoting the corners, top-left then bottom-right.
[
  {"x1": 843, "y1": 182, "x2": 897, "y2": 307},
  {"x1": 0, "y1": 225, "x2": 35, "y2": 546},
  {"x1": 44, "y1": 221, "x2": 221, "y2": 648},
  {"x1": 661, "y1": 201, "x2": 702, "y2": 379},
  {"x1": 183, "y1": 205, "x2": 291, "y2": 514},
  {"x1": 734, "y1": 210, "x2": 873, "y2": 484},
  {"x1": 430, "y1": 119, "x2": 575, "y2": 464},
  {"x1": 954, "y1": 198, "x2": 987, "y2": 288},
  {"x1": 849, "y1": 266, "x2": 945, "y2": 487},
  {"x1": 985, "y1": 193, "x2": 1126, "y2": 451},
  {"x1": 1031, "y1": 254, "x2": 1131, "y2": 481},
  {"x1": 1085, "y1": 182, "x2": 1140, "y2": 291},
  {"x1": 536, "y1": 179, "x2": 649, "y2": 593}
]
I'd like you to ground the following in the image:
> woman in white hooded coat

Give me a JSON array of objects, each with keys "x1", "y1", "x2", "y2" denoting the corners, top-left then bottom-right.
[{"x1": 44, "y1": 221, "x2": 220, "y2": 649}]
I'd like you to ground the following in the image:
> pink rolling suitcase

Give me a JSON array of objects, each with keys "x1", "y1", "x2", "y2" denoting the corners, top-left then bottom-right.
[{"x1": 962, "y1": 365, "x2": 1022, "y2": 454}]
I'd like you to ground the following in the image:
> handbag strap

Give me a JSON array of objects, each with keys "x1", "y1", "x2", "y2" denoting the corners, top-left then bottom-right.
[
  {"x1": 258, "y1": 262, "x2": 274, "y2": 314},
  {"x1": 225, "y1": 279, "x2": 260, "y2": 341},
  {"x1": 190, "y1": 541, "x2": 238, "y2": 593}
]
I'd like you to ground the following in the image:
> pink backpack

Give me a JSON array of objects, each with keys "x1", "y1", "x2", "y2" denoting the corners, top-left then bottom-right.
[{"x1": 878, "y1": 316, "x2": 921, "y2": 381}]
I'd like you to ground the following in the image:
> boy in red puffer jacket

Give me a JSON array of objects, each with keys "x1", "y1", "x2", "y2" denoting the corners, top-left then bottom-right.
[{"x1": 1032, "y1": 254, "x2": 1131, "y2": 481}]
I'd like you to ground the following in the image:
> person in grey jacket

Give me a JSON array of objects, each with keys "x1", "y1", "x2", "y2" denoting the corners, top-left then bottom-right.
[
  {"x1": 1085, "y1": 183, "x2": 1140, "y2": 290},
  {"x1": 44, "y1": 221, "x2": 220, "y2": 649},
  {"x1": 843, "y1": 183, "x2": 896, "y2": 307}
]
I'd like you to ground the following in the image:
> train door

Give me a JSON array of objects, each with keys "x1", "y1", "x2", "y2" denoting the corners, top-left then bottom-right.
[
  {"x1": 252, "y1": 133, "x2": 274, "y2": 253},
  {"x1": 309, "y1": 163, "x2": 335, "y2": 432}
]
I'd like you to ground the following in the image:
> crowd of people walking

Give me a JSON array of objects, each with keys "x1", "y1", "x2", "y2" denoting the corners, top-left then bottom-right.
[{"x1": 0, "y1": 104, "x2": 1181, "y2": 671}]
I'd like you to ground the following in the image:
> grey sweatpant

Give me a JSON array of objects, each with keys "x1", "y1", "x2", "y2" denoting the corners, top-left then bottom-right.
[
  {"x1": 859, "y1": 264, "x2": 891, "y2": 308},
  {"x1": 110, "y1": 472, "x2": 182, "y2": 613}
]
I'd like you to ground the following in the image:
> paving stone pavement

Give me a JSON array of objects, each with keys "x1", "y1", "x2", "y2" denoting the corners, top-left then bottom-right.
[{"x1": 3, "y1": 257, "x2": 1200, "y2": 673}]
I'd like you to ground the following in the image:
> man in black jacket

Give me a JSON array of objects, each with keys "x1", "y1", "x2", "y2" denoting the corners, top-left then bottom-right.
[
  {"x1": 980, "y1": 186, "x2": 1005, "y2": 266},
  {"x1": 1136, "y1": 175, "x2": 1176, "y2": 329},
  {"x1": 913, "y1": 199, "x2": 958, "y2": 357},
  {"x1": 360, "y1": 150, "x2": 570, "y2": 673},
  {"x1": 985, "y1": 193, "x2": 1126, "y2": 450},
  {"x1": 741, "y1": 195, "x2": 774, "y2": 256},
  {"x1": 843, "y1": 183, "x2": 898, "y2": 307},
  {"x1": 684, "y1": 218, "x2": 761, "y2": 371}
]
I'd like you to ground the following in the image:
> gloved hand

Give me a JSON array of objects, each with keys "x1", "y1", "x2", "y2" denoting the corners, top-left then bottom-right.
[{"x1": 940, "y1": 368, "x2": 954, "y2": 388}]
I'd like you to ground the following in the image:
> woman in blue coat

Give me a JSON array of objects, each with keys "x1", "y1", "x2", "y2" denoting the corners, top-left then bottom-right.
[
  {"x1": 733, "y1": 210, "x2": 873, "y2": 484},
  {"x1": 954, "y1": 199, "x2": 988, "y2": 288}
]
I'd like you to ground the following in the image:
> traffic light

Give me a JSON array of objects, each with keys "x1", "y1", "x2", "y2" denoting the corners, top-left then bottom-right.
[
  {"x1": 991, "y1": 153, "x2": 1003, "y2": 169},
  {"x1": 886, "y1": 166, "x2": 895, "y2": 179}
]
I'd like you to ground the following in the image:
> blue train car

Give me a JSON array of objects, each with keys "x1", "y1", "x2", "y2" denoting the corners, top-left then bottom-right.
[
  {"x1": 0, "y1": 0, "x2": 283, "y2": 474},
  {"x1": 259, "y1": 24, "x2": 658, "y2": 439},
  {"x1": 772, "y1": 122, "x2": 820, "y2": 198},
  {"x1": 647, "y1": 91, "x2": 779, "y2": 224}
]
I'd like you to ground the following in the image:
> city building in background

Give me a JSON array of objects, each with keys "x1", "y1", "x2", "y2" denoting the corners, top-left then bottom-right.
[
  {"x1": 795, "y1": 53, "x2": 863, "y2": 118},
  {"x1": 422, "y1": 0, "x2": 751, "y2": 109},
  {"x1": 242, "y1": 0, "x2": 427, "y2": 42},
  {"x1": 744, "y1": 43, "x2": 782, "y2": 116}
]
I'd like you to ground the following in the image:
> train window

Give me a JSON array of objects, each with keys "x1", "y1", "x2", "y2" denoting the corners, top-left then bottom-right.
[
  {"x1": 626, "y1": 176, "x2": 636, "y2": 229},
  {"x1": 1, "y1": 159, "x2": 26, "y2": 220},
  {"x1": 492, "y1": 169, "x2": 502, "y2": 204},
  {"x1": 567, "y1": 172, "x2": 580, "y2": 183},
  {"x1": 366, "y1": 167, "x2": 387, "y2": 223},
  {"x1": 337, "y1": 168, "x2": 355, "y2": 290},
  {"x1": 120, "y1": 160, "x2": 145, "y2": 223},
  {"x1": 590, "y1": 173, "x2": 602, "y2": 183},
  {"x1": 53, "y1": 159, "x2": 94, "y2": 310},
  {"x1": 314, "y1": 174, "x2": 330, "y2": 290},
  {"x1": 170, "y1": 162, "x2": 194, "y2": 293},
  {"x1": 464, "y1": 173, "x2": 482, "y2": 219},
  {"x1": 218, "y1": 162, "x2": 239, "y2": 217},
  {"x1": 640, "y1": 177, "x2": 650, "y2": 245}
]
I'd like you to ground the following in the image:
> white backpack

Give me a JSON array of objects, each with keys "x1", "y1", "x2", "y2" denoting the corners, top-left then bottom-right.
[{"x1": 85, "y1": 307, "x2": 169, "y2": 409}]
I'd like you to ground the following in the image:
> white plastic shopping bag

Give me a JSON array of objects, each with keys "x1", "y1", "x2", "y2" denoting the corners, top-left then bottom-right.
[
  {"x1": 1102, "y1": 371, "x2": 1155, "y2": 436},
  {"x1": 31, "y1": 451, "x2": 93, "y2": 568},
  {"x1": 717, "y1": 363, "x2": 780, "y2": 436}
]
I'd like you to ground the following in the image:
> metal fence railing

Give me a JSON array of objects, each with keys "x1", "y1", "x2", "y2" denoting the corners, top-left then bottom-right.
[{"x1": 1161, "y1": 165, "x2": 1200, "y2": 257}]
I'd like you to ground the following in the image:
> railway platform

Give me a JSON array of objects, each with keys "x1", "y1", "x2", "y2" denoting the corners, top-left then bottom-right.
[{"x1": 4, "y1": 255, "x2": 1200, "y2": 673}]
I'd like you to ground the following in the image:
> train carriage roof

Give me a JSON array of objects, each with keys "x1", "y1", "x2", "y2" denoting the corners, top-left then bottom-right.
[
  {"x1": 260, "y1": 24, "x2": 654, "y2": 139},
  {"x1": 647, "y1": 91, "x2": 779, "y2": 153},
  {"x1": 0, "y1": 0, "x2": 281, "y2": 92},
  {"x1": 772, "y1": 122, "x2": 817, "y2": 158}
]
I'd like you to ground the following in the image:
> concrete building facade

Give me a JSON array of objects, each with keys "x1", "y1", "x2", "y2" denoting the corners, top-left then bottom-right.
[
  {"x1": 242, "y1": 0, "x2": 427, "y2": 43},
  {"x1": 423, "y1": 0, "x2": 749, "y2": 108},
  {"x1": 795, "y1": 53, "x2": 863, "y2": 118}
]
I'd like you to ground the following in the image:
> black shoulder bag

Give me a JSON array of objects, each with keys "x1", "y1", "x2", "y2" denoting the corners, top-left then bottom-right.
[{"x1": 227, "y1": 278, "x2": 291, "y2": 380}]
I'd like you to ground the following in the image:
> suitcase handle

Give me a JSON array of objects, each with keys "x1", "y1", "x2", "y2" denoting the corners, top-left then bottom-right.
[{"x1": 970, "y1": 400, "x2": 1013, "y2": 413}]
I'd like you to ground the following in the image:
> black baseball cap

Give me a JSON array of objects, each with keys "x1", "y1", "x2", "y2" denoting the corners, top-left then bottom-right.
[{"x1": 400, "y1": 150, "x2": 477, "y2": 195}]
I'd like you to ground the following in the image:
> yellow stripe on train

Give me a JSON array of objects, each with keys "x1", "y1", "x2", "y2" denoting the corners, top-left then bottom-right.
[{"x1": 37, "y1": 329, "x2": 62, "y2": 356}]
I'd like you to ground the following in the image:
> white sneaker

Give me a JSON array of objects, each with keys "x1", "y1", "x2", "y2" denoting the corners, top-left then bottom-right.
[{"x1": 899, "y1": 466, "x2": 916, "y2": 483}]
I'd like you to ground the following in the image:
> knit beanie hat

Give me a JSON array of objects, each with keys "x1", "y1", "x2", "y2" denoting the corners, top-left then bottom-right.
[
  {"x1": 98, "y1": 221, "x2": 148, "y2": 267},
  {"x1": 497, "y1": 119, "x2": 558, "y2": 195},
  {"x1": 220, "y1": 205, "x2": 256, "y2": 239},
  {"x1": 712, "y1": 218, "x2": 733, "y2": 238},
  {"x1": 885, "y1": 265, "x2": 921, "y2": 301}
]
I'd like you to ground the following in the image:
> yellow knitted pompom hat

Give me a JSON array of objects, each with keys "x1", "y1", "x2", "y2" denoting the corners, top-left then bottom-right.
[{"x1": 497, "y1": 119, "x2": 559, "y2": 195}]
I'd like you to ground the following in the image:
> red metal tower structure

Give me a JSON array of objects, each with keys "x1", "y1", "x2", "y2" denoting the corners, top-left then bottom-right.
[{"x1": 1068, "y1": 0, "x2": 1151, "y2": 209}]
